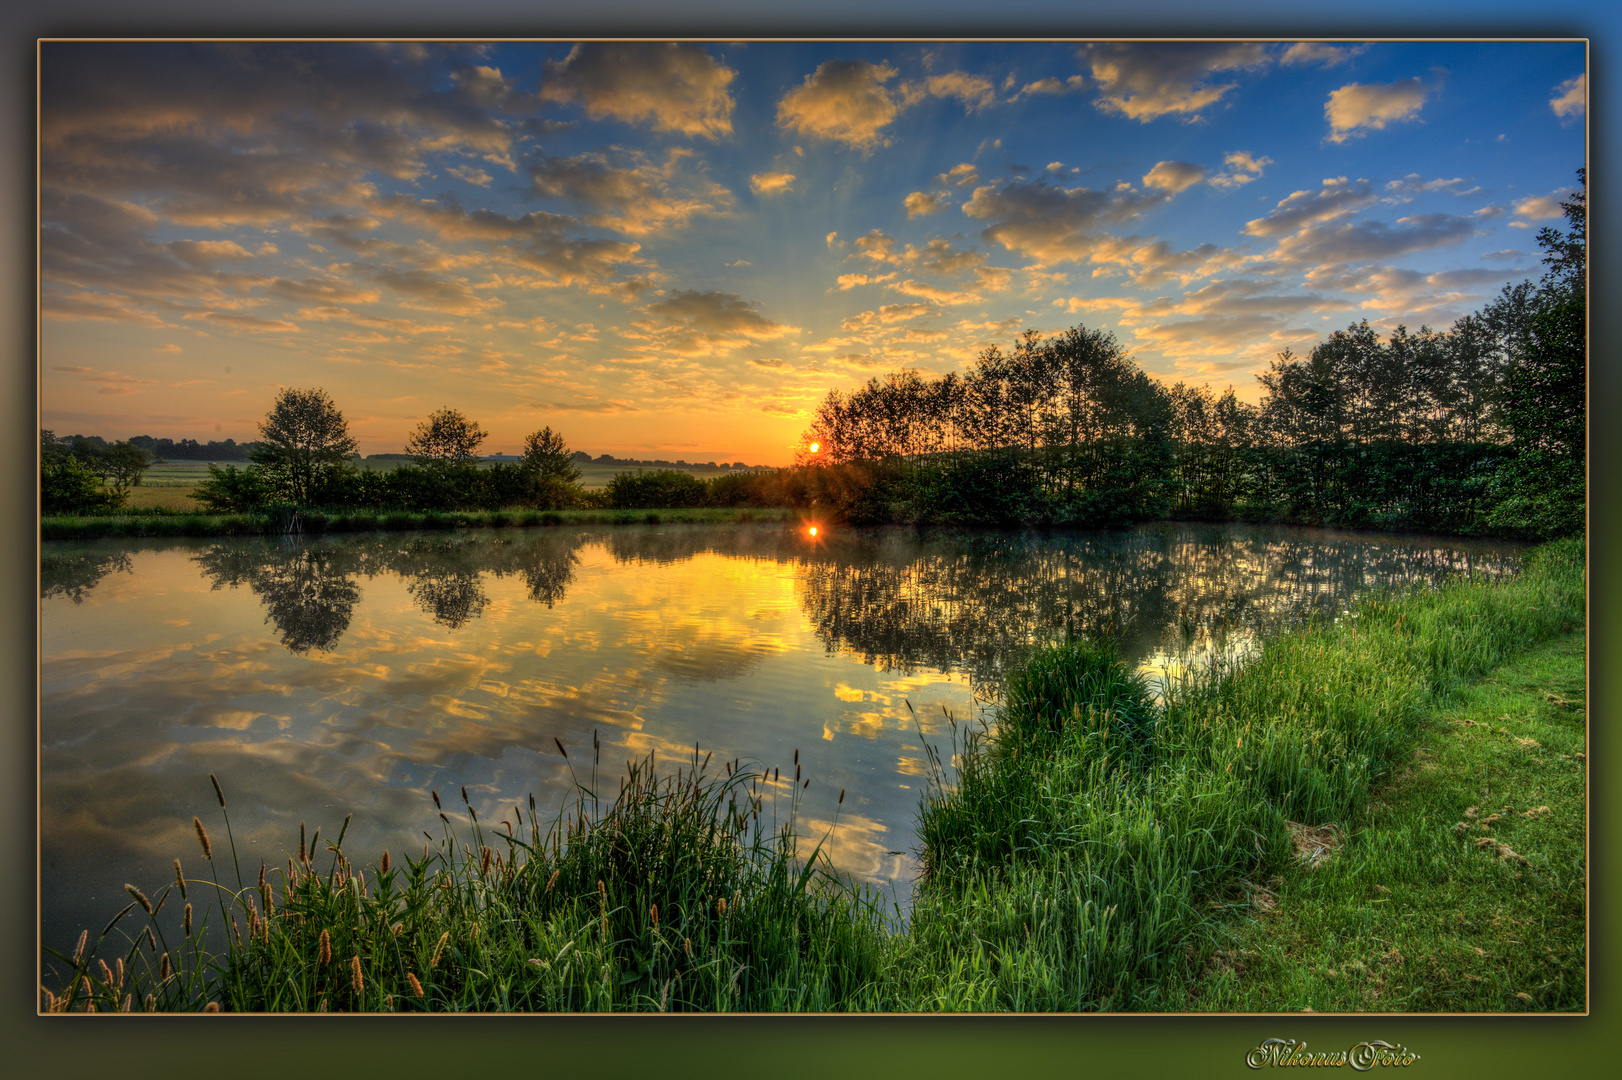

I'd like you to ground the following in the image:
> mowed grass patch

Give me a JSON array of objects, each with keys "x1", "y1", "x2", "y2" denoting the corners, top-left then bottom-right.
[
  {"x1": 123, "y1": 485, "x2": 201, "y2": 511},
  {"x1": 1174, "y1": 629, "x2": 1586, "y2": 1012}
]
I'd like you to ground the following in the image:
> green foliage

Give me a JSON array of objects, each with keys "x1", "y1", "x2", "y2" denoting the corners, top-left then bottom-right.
[
  {"x1": 41, "y1": 454, "x2": 123, "y2": 513},
  {"x1": 192, "y1": 464, "x2": 274, "y2": 512},
  {"x1": 522, "y1": 426, "x2": 582, "y2": 484},
  {"x1": 406, "y1": 407, "x2": 487, "y2": 466},
  {"x1": 251, "y1": 387, "x2": 359, "y2": 506},
  {"x1": 606, "y1": 469, "x2": 708, "y2": 509}
]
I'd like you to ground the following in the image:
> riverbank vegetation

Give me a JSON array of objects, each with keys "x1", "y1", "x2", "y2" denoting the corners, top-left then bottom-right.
[{"x1": 42, "y1": 536, "x2": 1583, "y2": 1012}]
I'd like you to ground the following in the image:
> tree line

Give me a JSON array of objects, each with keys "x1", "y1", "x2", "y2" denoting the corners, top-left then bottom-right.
[{"x1": 795, "y1": 169, "x2": 1585, "y2": 540}]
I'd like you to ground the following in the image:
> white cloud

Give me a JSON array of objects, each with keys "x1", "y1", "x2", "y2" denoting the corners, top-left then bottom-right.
[
  {"x1": 1280, "y1": 42, "x2": 1367, "y2": 68},
  {"x1": 1208, "y1": 150, "x2": 1273, "y2": 190},
  {"x1": 777, "y1": 59, "x2": 906, "y2": 150},
  {"x1": 1325, "y1": 77, "x2": 1433, "y2": 143},
  {"x1": 904, "y1": 191, "x2": 952, "y2": 217},
  {"x1": 926, "y1": 71, "x2": 997, "y2": 112},
  {"x1": 1142, "y1": 160, "x2": 1206, "y2": 195},
  {"x1": 1243, "y1": 178, "x2": 1376, "y2": 238},
  {"x1": 750, "y1": 172, "x2": 796, "y2": 196},
  {"x1": 1550, "y1": 74, "x2": 1586, "y2": 119}
]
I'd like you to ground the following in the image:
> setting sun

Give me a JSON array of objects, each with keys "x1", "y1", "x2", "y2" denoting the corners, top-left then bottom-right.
[{"x1": 808, "y1": 442, "x2": 820, "y2": 454}]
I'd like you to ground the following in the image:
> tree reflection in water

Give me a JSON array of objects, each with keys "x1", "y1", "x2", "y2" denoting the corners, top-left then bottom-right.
[
  {"x1": 40, "y1": 548, "x2": 134, "y2": 604},
  {"x1": 48, "y1": 525, "x2": 1519, "y2": 676},
  {"x1": 193, "y1": 541, "x2": 361, "y2": 654}
]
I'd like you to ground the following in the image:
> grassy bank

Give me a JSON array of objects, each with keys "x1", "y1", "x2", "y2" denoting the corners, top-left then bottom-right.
[
  {"x1": 42, "y1": 538, "x2": 1584, "y2": 1012},
  {"x1": 41, "y1": 505, "x2": 799, "y2": 541},
  {"x1": 1171, "y1": 629, "x2": 1586, "y2": 1011}
]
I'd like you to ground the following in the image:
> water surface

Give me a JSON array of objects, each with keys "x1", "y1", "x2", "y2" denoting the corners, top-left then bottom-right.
[{"x1": 40, "y1": 521, "x2": 1522, "y2": 961}]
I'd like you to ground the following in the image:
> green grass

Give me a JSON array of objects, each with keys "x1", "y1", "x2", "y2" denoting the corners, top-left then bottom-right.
[
  {"x1": 41, "y1": 538, "x2": 1584, "y2": 1012},
  {"x1": 1170, "y1": 629, "x2": 1586, "y2": 1012}
]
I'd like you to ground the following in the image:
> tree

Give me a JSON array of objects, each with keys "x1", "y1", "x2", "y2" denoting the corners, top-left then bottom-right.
[
  {"x1": 521, "y1": 426, "x2": 582, "y2": 483},
  {"x1": 251, "y1": 387, "x2": 359, "y2": 506},
  {"x1": 1487, "y1": 167, "x2": 1585, "y2": 537},
  {"x1": 406, "y1": 407, "x2": 487, "y2": 466}
]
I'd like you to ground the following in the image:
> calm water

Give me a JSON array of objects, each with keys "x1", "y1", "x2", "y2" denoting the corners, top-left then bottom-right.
[{"x1": 39, "y1": 521, "x2": 1522, "y2": 960}]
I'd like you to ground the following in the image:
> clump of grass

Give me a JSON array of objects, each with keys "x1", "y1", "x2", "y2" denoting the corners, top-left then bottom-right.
[{"x1": 46, "y1": 749, "x2": 890, "y2": 1013}]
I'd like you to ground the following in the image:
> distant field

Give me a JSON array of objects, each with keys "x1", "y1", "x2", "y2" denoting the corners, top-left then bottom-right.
[
  {"x1": 359, "y1": 457, "x2": 772, "y2": 491},
  {"x1": 116, "y1": 458, "x2": 773, "y2": 504}
]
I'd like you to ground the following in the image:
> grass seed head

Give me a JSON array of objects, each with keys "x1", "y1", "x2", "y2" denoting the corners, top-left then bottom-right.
[
  {"x1": 210, "y1": 773, "x2": 224, "y2": 808},
  {"x1": 125, "y1": 884, "x2": 153, "y2": 914},
  {"x1": 173, "y1": 858, "x2": 186, "y2": 899},
  {"x1": 350, "y1": 954, "x2": 363, "y2": 997},
  {"x1": 318, "y1": 928, "x2": 332, "y2": 965},
  {"x1": 407, "y1": 972, "x2": 424, "y2": 998},
  {"x1": 193, "y1": 817, "x2": 212, "y2": 861}
]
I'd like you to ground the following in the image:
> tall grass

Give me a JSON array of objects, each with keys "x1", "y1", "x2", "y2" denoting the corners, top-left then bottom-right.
[
  {"x1": 903, "y1": 537, "x2": 1584, "y2": 1010},
  {"x1": 43, "y1": 748, "x2": 892, "y2": 1013},
  {"x1": 42, "y1": 538, "x2": 1583, "y2": 1012}
]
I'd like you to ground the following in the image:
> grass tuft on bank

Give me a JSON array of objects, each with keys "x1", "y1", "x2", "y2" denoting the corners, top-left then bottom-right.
[{"x1": 42, "y1": 539, "x2": 1584, "y2": 1012}]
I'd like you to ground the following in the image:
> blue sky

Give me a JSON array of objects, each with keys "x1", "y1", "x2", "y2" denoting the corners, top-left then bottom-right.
[{"x1": 39, "y1": 39, "x2": 1586, "y2": 463}]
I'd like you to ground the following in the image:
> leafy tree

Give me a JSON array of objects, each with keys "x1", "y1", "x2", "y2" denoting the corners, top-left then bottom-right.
[
  {"x1": 1487, "y1": 167, "x2": 1586, "y2": 537},
  {"x1": 406, "y1": 407, "x2": 487, "y2": 466},
  {"x1": 103, "y1": 442, "x2": 152, "y2": 489},
  {"x1": 250, "y1": 387, "x2": 359, "y2": 505},
  {"x1": 521, "y1": 426, "x2": 582, "y2": 484}
]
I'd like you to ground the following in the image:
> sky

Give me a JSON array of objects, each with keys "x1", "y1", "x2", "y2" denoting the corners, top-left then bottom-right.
[{"x1": 39, "y1": 39, "x2": 1586, "y2": 464}]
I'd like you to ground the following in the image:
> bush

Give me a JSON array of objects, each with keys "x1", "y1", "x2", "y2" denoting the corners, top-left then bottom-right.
[
  {"x1": 606, "y1": 470, "x2": 708, "y2": 509},
  {"x1": 41, "y1": 456, "x2": 123, "y2": 514},
  {"x1": 192, "y1": 464, "x2": 273, "y2": 513}
]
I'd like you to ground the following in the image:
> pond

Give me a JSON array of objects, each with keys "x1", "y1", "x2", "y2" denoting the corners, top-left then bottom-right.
[{"x1": 39, "y1": 521, "x2": 1523, "y2": 962}]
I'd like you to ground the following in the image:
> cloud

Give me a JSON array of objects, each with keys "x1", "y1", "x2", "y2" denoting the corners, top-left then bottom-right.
[
  {"x1": 182, "y1": 310, "x2": 306, "y2": 333},
  {"x1": 1087, "y1": 237, "x2": 1234, "y2": 287},
  {"x1": 52, "y1": 365, "x2": 160, "y2": 395},
  {"x1": 1325, "y1": 77, "x2": 1433, "y2": 143},
  {"x1": 750, "y1": 172, "x2": 796, "y2": 196},
  {"x1": 835, "y1": 272, "x2": 895, "y2": 290},
  {"x1": 925, "y1": 71, "x2": 997, "y2": 111},
  {"x1": 1013, "y1": 75, "x2": 1086, "y2": 98},
  {"x1": 448, "y1": 165, "x2": 493, "y2": 186},
  {"x1": 904, "y1": 191, "x2": 952, "y2": 217},
  {"x1": 963, "y1": 176, "x2": 1164, "y2": 266},
  {"x1": 777, "y1": 60, "x2": 906, "y2": 150},
  {"x1": 1270, "y1": 213, "x2": 1476, "y2": 266},
  {"x1": 1081, "y1": 42, "x2": 1271, "y2": 123},
  {"x1": 1550, "y1": 74, "x2": 1586, "y2": 119},
  {"x1": 1243, "y1": 177, "x2": 1377, "y2": 238},
  {"x1": 539, "y1": 43, "x2": 736, "y2": 138},
  {"x1": 1053, "y1": 295, "x2": 1139, "y2": 315},
  {"x1": 365, "y1": 266, "x2": 501, "y2": 315},
  {"x1": 368, "y1": 194, "x2": 647, "y2": 294},
  {"x1": 1384, "y1": 173, "x2": 1479, "y2": 198},
  {"x1": 1208, "y1": 150, "x2": 1272, "y2": 190},
  {"x1": 633, "y1": 290, "x2": 797, "y2": 355},
  {"x1": 1142, "y1": 160, "x2": 1206, "y2": 195},
  {"x1": 1303, "y1": 263, "x2": 1523, "y2": 315},
  {"x1": 888, "y1": 279, "x2": 980, "y2": 305},
  {"x1": 526, "y1": 149, "x2": 733, "y2": 236},
  {"x1": 1511, "y1": 194, "x2": 1567, "y2": 221},
  {"x1": 939, "y1": 163, "x2": 980, "y2": 187},
  {"x1": 1280, "y1": 42, "x2": 1367, "y2": 68}
]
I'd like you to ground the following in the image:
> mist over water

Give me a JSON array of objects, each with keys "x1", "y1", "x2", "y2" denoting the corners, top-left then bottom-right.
[{"x1": 40, "y1": 522, "x2": 1522, "y2": 961}]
